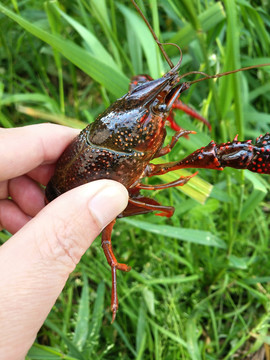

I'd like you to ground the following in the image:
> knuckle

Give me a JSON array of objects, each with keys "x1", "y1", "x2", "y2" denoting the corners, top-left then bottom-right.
[{"x1": 38, "y1": 215, "x2": 86, "y2": 272}]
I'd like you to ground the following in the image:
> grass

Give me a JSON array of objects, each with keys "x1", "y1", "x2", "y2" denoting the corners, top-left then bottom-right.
[{"x1": 1, "y1": 0, "x2": 270, "y2": 358}]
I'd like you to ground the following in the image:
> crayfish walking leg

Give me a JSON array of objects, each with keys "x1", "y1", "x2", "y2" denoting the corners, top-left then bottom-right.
[{"x1": 101, "y1": 220, "x2": 131, "y2": 322}]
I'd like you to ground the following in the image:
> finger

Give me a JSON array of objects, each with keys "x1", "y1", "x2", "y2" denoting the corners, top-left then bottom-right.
[
  {"x1": 0, "y1": 199, "x2": 31, "y2": 233},
  {"x1": 0, "y1": 124, "x2": 79, "y2": 181},
  {"x1": 9, "y1": 176, "x2": 45, "y2": 218},
  {"x1": 27, "y1": 163, "x2": 56, "y2": 185},
  {"x1": 0, "y1": 180, "x2": 128, "y2": 359},
  {"x1": 0, "y1": 180, "x2": 8, "y2": 199}
]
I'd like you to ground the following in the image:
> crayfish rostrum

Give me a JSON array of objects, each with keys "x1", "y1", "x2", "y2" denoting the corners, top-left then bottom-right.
[{"x1": 45, "y1": 51, "x2": 270, "y2": 320}]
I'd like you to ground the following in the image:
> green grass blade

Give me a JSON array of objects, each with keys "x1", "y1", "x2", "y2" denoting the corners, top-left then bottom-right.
[
  {"x1": 0, "y1": 111, "x2": 13, "y2": 127},
  {"x1": 0, "y1": 4, "x2": 129, "y2": 97},
  {"x1": 111, "y1": 321, "x2": 137, "y2": 356},
  {"x1": 117, "y1": 3, "x2": 162, "y2": 78},
  {"x1": 219, "y1": 0, "x2": 243, "y2": 136},
  {"x1": 73, "y1": 272, "x2": 90, "y2": 351},
  {"x1": 27, "y1": 343, "x2": 79, "y2": 359},
  {"x1": 52, "y1": 4, "x2": 119, "y2": 71},
  {"x1": 86, "y1": 281, "x2": 105, "y2": 355},
  {"x1": 1, "y1": 93, "x2": 60, "y2": 113},
  {"x1": 228, "y1": 255, "x2": 249, "y2": 270},
  {"x1": 45, "y1": 1, "x2": 65, "y2": 114},
  {"x1": 142, "y1": 287, "x2": 155, "y2": 316},
  {"x1": 240, "y1": 172, "x2": 268, "y2": 220},
  {"x1": 17, "y1": 106, "x2": 86, "y2": 128},
  {"x1": 240, "y1": 3, "x2": 270, "y2": 53},
  {"x1": 136, "y1": 274, "x2": 199, "y2": 286},
  {"x1": 186, "y1": 317, "x2": 202, "y2": 360},
  {"x1": 168, "y1": 3, "x2": 225, "y2": 51},
  {"x1": 44, "y1": 319, "x2": 84, "y2": 359},
  {"x1": 148, "y1": 318, "x2": 187, "y2": 348},
  {"x1": 121, "y1": 218, "x2": 227, "y2": 248},
  {"x1": 135, "y1": 303, "x2": 147, "y2": 359},
  {"x1": 125, "y1": 16, "x2": 143, "y2": 75}
]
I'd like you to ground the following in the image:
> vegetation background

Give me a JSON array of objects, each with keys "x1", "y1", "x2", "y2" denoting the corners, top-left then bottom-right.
[{"x1": 1, "y1": 0, "x2": 270, "y2": 358}]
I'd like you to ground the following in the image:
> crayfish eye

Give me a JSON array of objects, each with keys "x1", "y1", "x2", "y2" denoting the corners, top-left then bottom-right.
[{"x1": 152, "y1": 104, "x2": 168, "y2": 114}]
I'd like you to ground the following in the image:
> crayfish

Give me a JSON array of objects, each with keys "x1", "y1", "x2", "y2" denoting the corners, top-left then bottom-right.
[{"x1": 45, "y1": 1, "x2": 270, "y2": 322}]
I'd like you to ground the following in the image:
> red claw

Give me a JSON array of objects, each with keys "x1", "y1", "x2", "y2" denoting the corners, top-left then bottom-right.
[{"x1": 171, "y1": 99, "x2": 212, "y2": 131}]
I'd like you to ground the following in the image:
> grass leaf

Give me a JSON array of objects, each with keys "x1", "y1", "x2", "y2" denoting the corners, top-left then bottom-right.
[
  {"x1": 0, "y1": 3, "x2": 129, "y2": 97},
  {"x1": 73, "y1": 272, "x2": 90, "y2": 351},
  {"x1": 121, "y1": 218, "x2": 227, "y2": 248}
]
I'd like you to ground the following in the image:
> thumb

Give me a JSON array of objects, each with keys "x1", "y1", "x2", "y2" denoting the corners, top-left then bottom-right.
[{"x1": 0, "y1": 179, "x2": 128, "y2": 359}]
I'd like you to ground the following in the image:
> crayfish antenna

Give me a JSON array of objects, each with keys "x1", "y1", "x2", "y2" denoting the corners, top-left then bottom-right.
[
  {"x1": 131, "y1": 0, "x2": 185, "y2": 74},
  {"x1": 131, "y1": 0, "x2": 174, "y2": 69},
  {"x1": 184, "y1": 63, "x2": 270, "y2": 85}
]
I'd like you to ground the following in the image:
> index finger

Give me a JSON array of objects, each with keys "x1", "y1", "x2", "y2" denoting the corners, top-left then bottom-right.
[{"x1": 0, "y1": 124, "x2": 79, "y2": 181}]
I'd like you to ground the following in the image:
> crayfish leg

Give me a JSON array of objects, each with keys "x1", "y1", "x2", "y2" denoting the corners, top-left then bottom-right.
[
  {"x1": 166, "y1": 114, "x2": 184, "y2": 132},
  {"x1": 171, "y1": 99, "x2": 212, "y2": 131},
  {"x1": 101, "y1": 220, "x2": 131, "y2": 323},
  {"x1": 128, "y1": 198, "x2": 174, "y2": 217},
  {"x1": 119, "y1": 195, "x2": 172, "y2": 217},
  {"x1": 137, "y1": 172, "x2": 197, "y2": 191},
  {"x1": 154, "y1": 129, "x2": 196, "y2": 158}
]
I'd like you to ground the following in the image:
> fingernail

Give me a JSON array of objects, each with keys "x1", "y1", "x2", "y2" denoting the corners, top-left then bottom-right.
[{"x1": 88, "y1": 182, "x2": 128, "y2": 229}]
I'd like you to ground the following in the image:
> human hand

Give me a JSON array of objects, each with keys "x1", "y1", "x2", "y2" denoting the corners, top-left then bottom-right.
[{"x1": 0, "y1": 124, "x2": 128, "y2": 360}]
